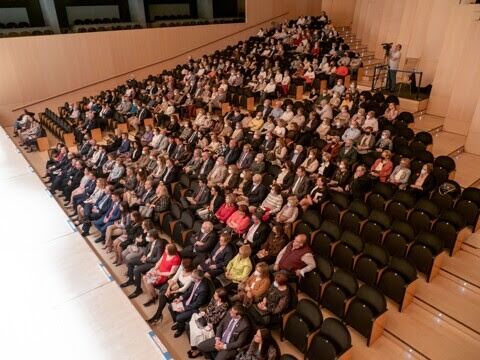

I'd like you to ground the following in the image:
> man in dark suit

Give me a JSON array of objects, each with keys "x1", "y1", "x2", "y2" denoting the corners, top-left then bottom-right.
[
  {"x1": 259, "y1": 132, "x2": 276, "y2": 153},
  {"x1": 242, "y1": 213, "x2": 270, "y2": 253},
  {"x1": 289, "y1": 144, "x2": 307, "y2": 168},
  {"x1": 165, "y1": 137, "x2": 177, "y2": 158},
  {"x1": 337, "y1": 139, "x2": 358, "y2": 167},
  {"x1": 236, "y1": 144, "x2": 255, "y2": 170},
  {"x1": 181, "y1": 178, "x2": 211, "y2": 209},
  {"x1": 122, "y1": 230, "x2": 166, "y2": 298},
  {"x1": 346, "y1": 164, "x2": 372, "y2": 200},
  {"x1": 256, "y1": 99, "x2": 273, "y2": 119},
  {"x1": 60, "y1": 160, "x2": 85, "y2": 199},
  {"x1": 195, "y1": 151, "x2": 215, "y2": 180},
  {"x1": 161, "y1": 159, "x2": 179, "y2": 185},
  {"x1": 93, "y1": 191, "x2": 122, "y2": 243},
  {"x1": 169, "y1": 269, "x2": 210, "y2": 337},
  {"x1": 197, "y1": 304, "x2": 251, "y2": 360},
  {"x1": 137, "y1": 104, "x2": 151, "y2": 125},
  {"x1": 290, "y1": 166, "x2": 310, "y2": 198},
  {"x1": 224, "y1": 139, "x2": 241, "y2": 165},
  {"x1": 116, "y1": 132, "x2": 130, "y2": 155},
  {"x1": 245, "y1": 174, "x2": 268, "y2": 206},
  {"x1": 70, "y1": 170, "x2": 97, "y2": 208},
  {"x1": 181, "y1": 221, "x2": 218, "y2": 266},
  {"x1": 81, "y1": 185, "x2": 114, "y2": 236}
]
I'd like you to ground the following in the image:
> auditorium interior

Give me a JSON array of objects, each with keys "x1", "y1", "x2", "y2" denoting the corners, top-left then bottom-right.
[{"x1": 1, "y1": 0, "x2": 480, "y2": 359}]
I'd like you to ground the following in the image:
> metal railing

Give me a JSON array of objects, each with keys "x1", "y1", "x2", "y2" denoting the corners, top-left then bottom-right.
[{"x1": 371, "y1": 64, "x2": 424, "y2": 100}]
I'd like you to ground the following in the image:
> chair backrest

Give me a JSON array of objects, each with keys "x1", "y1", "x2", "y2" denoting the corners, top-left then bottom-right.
[
  {"x1": 368, "y1": 209, "x2": 391, "y2": 229},
  {"x1": 302, "y1": 209, "x2": 322, "y2": 229},
  {"x1": 363, "y1": 242, "x2": 390, "y2": 266},
  {"x1": 319, "y1": 318, "x2": 352, "y2": 355},
  {"x1": 389, "y1": 256, "x2": 417, "y2": 283},
  {"x1": 316, "y1": 255, "x2": 334, "y2": 281},
  {"x1": 392, "y1": 190, "x2": 416, "y2": 208},
  {"x1": 348, "y1": 199, "x2": 370, "y2": 218},
  {"x1": 461, "y1": 187, "x2": 480, "y2": 206},
  {"x1": 296, "y1": 299, "x2": 323, "y2": 329},
  {"x1": 433, "y1": 155, "x2": 455, "y2": 172},
  {"x1": 339, "y1": 231, "x2": 364, "y2": 254},
  {"x1": 415, "y1": 232, "x2": 443, "y2": 254},
  {"x1": 331, "y1": 269, "x2": 358, "y2": 297},
  {"x1": 355, "y1": 284, "x2": 387, "y2": 315}
]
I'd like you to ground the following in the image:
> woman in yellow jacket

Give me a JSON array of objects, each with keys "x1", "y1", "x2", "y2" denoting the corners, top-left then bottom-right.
[{"x1": 223, "y1": 245, "x2": 253, "y2": 290}]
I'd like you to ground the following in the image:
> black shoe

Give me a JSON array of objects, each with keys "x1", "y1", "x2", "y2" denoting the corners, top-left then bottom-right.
[
  {"x1": 188, "y1": 350, "x2": 201, "y2": 359},
  {"x1": 174, "y1": 329, "x2": 184, "y2": 338},
  {"x1": 147, "y1": 314, "x2": 163, "y2": 324},
  {"x1": 120, "y1": 280, "x2": 133, "y2": 288},
  {"x1": 81, "y1": 231, "x2": 89, "y2": 237},
  {"x1": 171, "y1": 323, "x2": 178, "y2": 331},
  {"x1": 143, "y1": 297, "x2": 157, "y2": 307},
  {"x1": 94, "y1": 236, "x2": 105, "y2": 244},
  {"x1": 128, "y1": 289, "x2": 142, "y2": 299}
]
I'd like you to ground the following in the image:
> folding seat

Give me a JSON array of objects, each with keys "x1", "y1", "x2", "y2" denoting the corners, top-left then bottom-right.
[
  {"x1": 430, "y1": 191, "x2": 454, "y2": 212},
  {"x1": 282, "y1": 299, "x2": 323, "y2": 353},
  {"x1": 305, "y1": 318, "x2": 352, "y2": 360},
  {"x1": 432, "y1": 217, "x2": 470, "y2": 256},
  {"x1": 299, "y1": 256, "x2": 333, "y2": 303},
  {"x1": 408, "y1": 198, "x2": 439, "y2": 234},
  {"x1": 454, "y1": 199, "x2": 479, "y2": 230},
  {"x1": 331, "y1": 231, "x2": 364, "y2": 270},
  {"x1": 414, "y1": 131, "x2": 433, "y2": 149},
  {"x1": 392, "y1": 136, "x2": 409, "y2": 153},
  {"x1": 311, "y1": 221, "x2": 341, "y2": 258},
  {"x1": 372, "y1": 182, "x2": 395, "y2": 199},
  {"x1": 397, "y1": 111, "x2": 414, "y2": 125},
  {"x1": 161, "y1": 211, "x2": 174, "y2": 236},
  {"x1": 354, "y1": 243, "x2": 389, "y2": 285},
  {"x1": 383, "y1": 220, "x2": 415, "y2": 257},
  {"x1": 378, "y1": 257, "x2": 418, "y2": 311},
  {"x1": 460, "y1": 187, "x2": 480, "y2": 206},
  {"x1": 321, "y1": 201, "x2": 343, "y2": 224},
  {"x1": 414, "y1": 150, "x2": 434, "y2": 164},
  {"x1": 396, "y1": 126, "x2": 414, "y2": 141},
  {"x1": 434, "y1": 155, "x2": 456, "y2": 177},
  {"x1": 386, "y1": 190, "x2": 415, "y2": 221},
  {"x1": 171, "y1": 211, "x2": 195, "y2": 246},
  {"x1": 360, "y1": 210, "x2": 391, "y2": 245},
  {"x1": 339, "y1": 199, "x2": 369, "y2": 233},
  {"x1": 431, "y1": 167, "x2": 449, "y2": 188},
  {"x1": 321, "y1": 269, "x2": 358, "y2": 318},
  {"x1": 407, "y1": 232, "x2": 444, "y2": 282},
  {"x1": 409, "y1": 140, "x2": 427, "y2": 154},
  {"x1": 365, "y1": 192, "x2": 387, "y2": 211},
  {"x1": 344, "y1": 285, "x2": 387, "y2": 346}
]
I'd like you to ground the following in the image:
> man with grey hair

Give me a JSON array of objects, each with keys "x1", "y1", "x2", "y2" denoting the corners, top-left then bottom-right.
[{"x1": 181, "y1": 221, "x2": 217, "y2": 266}]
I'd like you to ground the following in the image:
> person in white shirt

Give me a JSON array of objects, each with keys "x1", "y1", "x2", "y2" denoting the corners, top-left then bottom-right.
[{"x1": 387, "y1": 44, "x2": 402, "y2": 91}]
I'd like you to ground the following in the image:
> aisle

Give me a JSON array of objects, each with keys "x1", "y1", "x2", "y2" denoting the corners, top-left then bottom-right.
[{"x1": 0, "y1": 127, "x2": 165, "y2": 360}]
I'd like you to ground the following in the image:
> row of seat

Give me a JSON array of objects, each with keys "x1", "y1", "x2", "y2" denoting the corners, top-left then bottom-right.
[
  {"x1": 0, "y1": 29, "x2": 54, "y2": 38},
  {"x1": 0, "y1": 21, "x2": 30, "y2": 29},
  {"x1": 73, "y1": 18, "x2": 122, "y2": 25},
  {"x1": 150, "y1": 17, "x2": 244, "y2": 28},
  {"x1": 39, "y1": 108, "x2": 74, "y2": 146}
]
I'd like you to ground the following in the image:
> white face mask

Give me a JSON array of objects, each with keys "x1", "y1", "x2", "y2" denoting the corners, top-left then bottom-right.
[
  {"x1": 254, "y1": 270, "x2": 261, "y2": 277},
  {"x1": 240, "y1": 173, "x2": 245, "y2": 178},
  {"x1": 273, "y1": 281, "x2": 279, "y2": 288},
  {"x1": 421, "y1": 169, "x2": 427, "y2": 174}
]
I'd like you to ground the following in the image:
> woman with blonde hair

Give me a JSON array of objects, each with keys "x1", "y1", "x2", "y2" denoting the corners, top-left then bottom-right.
[{"x1": 231, "y1": 262, "x2": 271, "y2": 307}]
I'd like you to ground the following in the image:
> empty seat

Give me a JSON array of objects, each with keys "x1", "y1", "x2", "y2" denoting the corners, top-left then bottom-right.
[
  {"x1": 305, "y1": 318, "x2": 352, "y2": 360},
  {"x1": 299, "y1": 256, "x2": 334, "y2": 302},
  {"x1": 378, "y1": 257, "x2": 418, "y2": 311},
  {"x1": 339, "y1": 199, "x2": 369, "y2": 233},
  {"x1": 344, "y1": 284, "x2": 387, "y2": 346},
  {"x1": 360, "y1": 210, "x2": 391, "y2": 245},
  {"x1": 311, "y1": 221, "x2": 341, "y2": 258},
  {"x1": 407, "y1": 232, "x2": 444, "y2": 282},
  {"x1": 383, "y1": 220, "x2": 415, "y2": 257},
  {"x1": 354, "y1": 243, "x2": 389, "y2": 285},
  {"x1": 321, "y1": 269, "x2": 358, "y2": 318},
  {"x1": 331, "y1": 231, "x2": 364, "y2": 270},
  {"x1": 282, "y1": 299, "x2": 323, "y2": 353},
  {"x1": 454, "y1": 199, "x2": 479, "y2": 229}
]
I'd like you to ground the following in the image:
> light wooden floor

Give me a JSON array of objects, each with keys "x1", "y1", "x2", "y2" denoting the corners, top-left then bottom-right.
[{"x1": 4, "y1": 125, "x2": 480, "y2": 359}]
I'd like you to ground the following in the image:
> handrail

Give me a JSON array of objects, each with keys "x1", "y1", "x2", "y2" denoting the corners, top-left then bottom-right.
[
  {"x1": 12, "y1": 12, "x2": 290, "y2": 112},
  {"x1": 371, "y1": 64, "x2": 423, "y2": 100}
]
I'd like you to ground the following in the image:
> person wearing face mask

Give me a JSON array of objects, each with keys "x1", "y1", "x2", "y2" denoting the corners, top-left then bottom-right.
[
  {"x1": 248, "y1": 112, "x2": 265, "y2": 133},
  {"x1": 231, "y1": 262, "x2": 271, "y2": 307},
  {"x1": 370, "y1": 150, "x2": 394, "y2": 182},
  {"x1": 389, "y1": 157, "x2": 412, "y2": 189},
  {"x1": 300, "y1": 149, "x2": 320, "y2": 174},
  {"x1": 121, "y1": 229, "x2": 166, "y2": 296},
  {"x1": 289, "y1": 144, "x2": 306, "y2": 168},
  {"x1": 224, "y1": 139, "x2": 241, "y2": 165},
  {"x1": 356, "y1": 126, "x2": 376, "y2": 156},
  {"x1": 337, "y1": 139, "x2": 358, "y2": 167},
  {"x1": 247, "y1": 271, "x2": 291, "y2": 328},
  {"x1": 375, "y1": 130, "x2": 393, "y2": 152},
  {"x1": 362, "y1": 110, "x2": 378, "y2": 132},
  {"x1": 341, "y1": 120, "x2": 361, "y2": 143},
  {"x1": 352, "y1": 108, "x2": 366, "y2": 127},
  {"x1": 181, "y1": 221, "x2": 218, "y2": 265},
  {"x1": 328, "y1": 159, "x2": 351, "y2": 189},
  {"x1": 275, "y1": 196, "x2": 299, "y2": 225},
  {"x1": 107, "y1": 158, "x2": 125, "y2": 184},
  {"x1": 207, "y1": 156, "x2": 228, "y2": 186},
  {"x1": 219, "y1": 245, "x2": 253, "y2": 290},
  {"x1": 408, "y1": 163, "x2": 435, "y2": 198}
]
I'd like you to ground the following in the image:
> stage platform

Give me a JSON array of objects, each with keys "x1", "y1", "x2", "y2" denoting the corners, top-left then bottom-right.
[{"x1": 0, "y1": 127, "x2": 169, "y2": 360}]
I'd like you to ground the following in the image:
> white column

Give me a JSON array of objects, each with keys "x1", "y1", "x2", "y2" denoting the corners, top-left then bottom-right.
[
  {"x1": 39, "y1": 0, "x2": 60, "y2": 33},
  {"x1": 197, "y1": 0, "x2": 213, "y2": 19},
  {"x1": 128, "y1": 0, "x2": 147, "y2": 26}
]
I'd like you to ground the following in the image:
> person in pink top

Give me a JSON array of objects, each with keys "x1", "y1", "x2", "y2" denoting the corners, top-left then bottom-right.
[
  {"x1": 141, "y1": 244, "x2": 181, "y2": 306},
  {"x1": 214, "y1": 193, "x2": 237, "y2": 223},
  {"x1": 226, "y1": 205, "x2": 251, "y2": 235}
]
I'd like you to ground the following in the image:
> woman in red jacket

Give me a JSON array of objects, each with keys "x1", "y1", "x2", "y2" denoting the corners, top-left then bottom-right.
[
  {"x1": 214, "y1": 193, "x2": 237, "y2": 223},
  {"x1": 370, "y1": 150, "x2": 394, "y2": 182}
]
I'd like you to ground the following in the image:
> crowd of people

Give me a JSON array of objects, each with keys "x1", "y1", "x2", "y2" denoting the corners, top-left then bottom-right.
[{"x1": 36, "y1": 14, "x2": 436, "y2": 360}]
